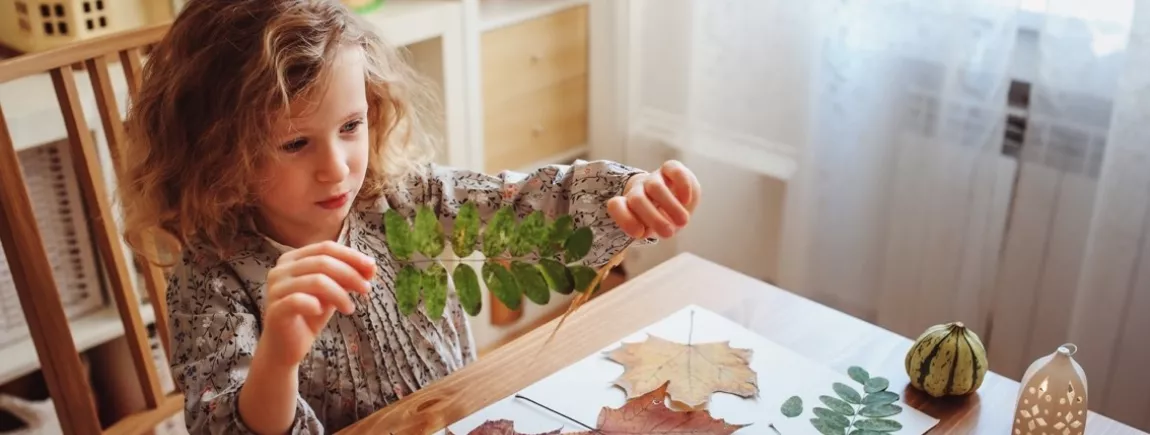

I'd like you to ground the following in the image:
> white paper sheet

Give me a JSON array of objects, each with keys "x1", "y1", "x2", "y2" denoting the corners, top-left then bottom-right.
[{"x1": 440, "y1": 305, "x2": 940, "y2": 434}]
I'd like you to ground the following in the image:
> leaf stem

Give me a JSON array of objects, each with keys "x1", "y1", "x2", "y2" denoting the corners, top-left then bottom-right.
[{"x1": 514, "y1": 394, "x2": 600, "y2": 433}]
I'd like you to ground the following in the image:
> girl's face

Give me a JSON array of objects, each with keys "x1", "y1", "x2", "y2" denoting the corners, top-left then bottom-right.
[{"x1": 256, "y1": 46, "x2": 370, "y2": 247}]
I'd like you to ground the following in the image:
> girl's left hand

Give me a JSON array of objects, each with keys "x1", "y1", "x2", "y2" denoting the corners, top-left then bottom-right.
[{"x1": 608, "y1": 160, "x2": 702, "y2": 240}]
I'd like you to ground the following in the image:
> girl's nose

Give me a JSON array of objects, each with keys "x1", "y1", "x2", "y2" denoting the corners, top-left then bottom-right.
[{"x1": 315, "y1": 139, "x2": 350, "y2": 183}]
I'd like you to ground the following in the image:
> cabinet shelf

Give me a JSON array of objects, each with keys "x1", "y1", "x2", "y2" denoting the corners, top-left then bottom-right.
[
  {"x1": 479, "y1": 0, "x2": 588, "y2": 32},
  {"x1": 0, "y1": 303, "x2": 157, "y2": 386}
]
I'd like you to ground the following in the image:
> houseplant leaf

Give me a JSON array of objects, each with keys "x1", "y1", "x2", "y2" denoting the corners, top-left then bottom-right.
[
  {"x1": 452, "y1": 202, "x2": 480, "y2": 258},
  {"x1": 853, "y1": 418, "x2": 902, "y2": 432},
  {"x1": 422, "y1": 262, "x2": 448, "y2": 320},
  {"x1": 810, "y1": 418, "x2": 846, "y2": 435},
  {"x1": 453, "y1": 263, "x2": 481, "y2": 316},
  {"x1": 395, "y1": 264, "x2": 421, "y2": 315},
  {"x1": 511, "y1": 260, "x2": 549, "y2": 305},
  {"x1": 482, "y1": 260, "x2": 520, "y2": 311},
  {"x1": 413, "y1": 205, "x2": 445, "y2": 257},
  {"x1": 537, "y1": 258, "x2": 573, "y2": 294},
  {"x1": 813, "y1": 407, "x2": 850, "y2": 429},
  {"x1": 383, "y1": 209, "x2": 414, "y2": 260},
  {"x1": 483, "y1": 207, "x2": 516, "y2": 257}
]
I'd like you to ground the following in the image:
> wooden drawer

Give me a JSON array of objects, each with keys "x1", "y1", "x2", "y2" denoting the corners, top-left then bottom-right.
[
  {"x1": 484, "y1": 74, "x2": 587, "y2": 173},
  {"x1": 481, "y1": 5, "x2": 588, "y2": 104}
]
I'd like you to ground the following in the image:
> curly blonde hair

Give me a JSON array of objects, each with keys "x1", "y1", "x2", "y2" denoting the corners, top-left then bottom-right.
[{"x1": 119, "y1": 0, "x2": 439, "y2": 265}]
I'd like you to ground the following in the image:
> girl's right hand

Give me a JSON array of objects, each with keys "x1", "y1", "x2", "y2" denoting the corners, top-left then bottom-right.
[{"x1": 258, "y1": 241, "x2": 376, "y2": 367}]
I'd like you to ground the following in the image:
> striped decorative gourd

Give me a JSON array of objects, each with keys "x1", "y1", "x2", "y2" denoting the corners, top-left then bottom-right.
[{"x1": 904, "y1": 322, "x2": 989, "y2": 397}]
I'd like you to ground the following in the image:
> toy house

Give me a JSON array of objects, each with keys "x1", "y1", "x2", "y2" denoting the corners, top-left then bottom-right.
[{"x1": 0, "y1": 0, "x2": 175, "y2": 53}]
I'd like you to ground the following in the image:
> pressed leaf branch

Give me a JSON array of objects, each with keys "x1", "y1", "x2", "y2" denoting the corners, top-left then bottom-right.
[
  {"x1": 781, "y1": 366, "x2": 905, "y2": 434},
  {"x1": 383, "y1": 203, "x2": 618, "y2": 320}
]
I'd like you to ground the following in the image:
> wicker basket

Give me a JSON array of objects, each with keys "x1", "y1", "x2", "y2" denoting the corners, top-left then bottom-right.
[{"x1": 0, "y1": 140, "x2": 105, "y2": 347}]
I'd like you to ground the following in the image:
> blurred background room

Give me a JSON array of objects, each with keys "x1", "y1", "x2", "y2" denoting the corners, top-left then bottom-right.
[{"x1": 1, "y1": 0, "x2": 1149, "y2": 433}]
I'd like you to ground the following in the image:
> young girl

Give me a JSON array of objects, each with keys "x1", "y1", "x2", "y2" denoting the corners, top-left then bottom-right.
[{"x1": 118, "y1": 0, "x2": 701, "y2": 434}]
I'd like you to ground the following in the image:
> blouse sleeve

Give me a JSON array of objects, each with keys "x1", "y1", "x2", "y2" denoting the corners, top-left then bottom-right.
[
  {"x1": 393, "y1": 159, "x2": 655, "y2": 267},
  {"x1": 166, "y1": 257, "x2": 323, "y2": 435}
]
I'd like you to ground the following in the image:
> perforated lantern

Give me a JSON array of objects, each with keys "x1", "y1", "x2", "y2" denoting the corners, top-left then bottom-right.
[{"x1": 1011, "y1": 343, "x2": 1088, "y2": 435}]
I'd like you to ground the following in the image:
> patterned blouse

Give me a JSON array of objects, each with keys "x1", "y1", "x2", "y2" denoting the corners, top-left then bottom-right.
[{"x1": 166, "y1": 160, "x2": 648, "y2": 434}]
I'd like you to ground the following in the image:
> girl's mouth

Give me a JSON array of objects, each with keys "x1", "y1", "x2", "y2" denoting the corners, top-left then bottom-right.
[{"x1": 317, "y1": 192, "x2": 349, "y2": 210}]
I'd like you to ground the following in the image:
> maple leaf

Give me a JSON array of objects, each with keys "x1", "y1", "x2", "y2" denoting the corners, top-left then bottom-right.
[
  {"x1": 444, "y1": 419, "x2": 561, "y2": 435},
  {"x1": 604, "y1": 335, "x2": 758, "y2": 409},
  {"x1": 568, "y1": 381, "x2": 749, "y2": 434}
]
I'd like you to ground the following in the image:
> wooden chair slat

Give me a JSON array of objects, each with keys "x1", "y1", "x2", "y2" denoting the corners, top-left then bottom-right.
[
  {"x1": 51, "y1": 65, "x2": 165, "y2": 409},
  {"x1": 119, "y1": 48, "x2": 145, "y2": 96},
  {"x1": 0, "y1": 23, "x2": 168, "y2": 84},
  {"x1": 0, "y1": 105, "x2": 104, "y2": 435},
  {"x1": 86, "y1": 55, "x2": 174, "y2": 361},
  {"x1": 105, "y1": 393, "x2": 185, "y2": 435}
]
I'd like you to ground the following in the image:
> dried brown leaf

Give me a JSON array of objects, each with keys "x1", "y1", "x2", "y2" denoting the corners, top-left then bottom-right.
[
  {"x1": 568, "y1": 381, "x2": 749, "y2": 434},
  {"x1": 444, "y1": 419, "x2": 560, "y2": 435},
  {"x1": 605, "y1": 335, "x2": 758, "y2": 409}
]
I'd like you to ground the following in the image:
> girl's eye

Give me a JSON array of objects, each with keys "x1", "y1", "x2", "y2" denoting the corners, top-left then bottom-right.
[
  {"x1": 281, "y1": 138, "x2": 307, "y2": 153},
  {"x1": 341, "y1": 119, "x2": 364, "y2": 133}
]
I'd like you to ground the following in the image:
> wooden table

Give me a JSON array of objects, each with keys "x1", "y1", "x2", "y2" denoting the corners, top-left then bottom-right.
[{"x1": 340, "y1": 253, "x2": 1144, "y2": 434}]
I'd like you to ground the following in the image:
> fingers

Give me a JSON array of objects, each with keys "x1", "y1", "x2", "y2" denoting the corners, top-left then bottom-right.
[
  {"x1": 626, "y1": 186, "x2": 676, "y2": 239},
  {"x1": 277, "y1": 241, "x2": 375, "y2": 279},
  {"x1": 660, "y1": 160, "x2": 699, "y2": 212},
  {"x1": 281, "y1": 255, "x2": 371, "y2": 294},
  {"x1": 608, "y1": 196, "x2": 646, "y2": 239},
  {"x1": 273, "y1": 274, "x2": 356, "y2": 314},
  {"x1": 269, "y1": 292, "x2": 326, "y2": 319},
  {"x1": 642, "y1": 175, "x2": 690, "y2": 227}
]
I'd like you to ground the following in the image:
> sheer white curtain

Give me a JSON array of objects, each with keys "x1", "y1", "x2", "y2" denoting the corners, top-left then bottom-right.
[{"x1": 623, "y1": 0, "x2": 1150, "y2": 428}]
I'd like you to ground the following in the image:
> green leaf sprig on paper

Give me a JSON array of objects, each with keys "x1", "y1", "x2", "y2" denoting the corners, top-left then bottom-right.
[
  {"x1": 383, "y1": 203, "x2": 604, "y2": 320},
  {"x1": 780, "y1": 366, "x2": 904, "y2": 434}
]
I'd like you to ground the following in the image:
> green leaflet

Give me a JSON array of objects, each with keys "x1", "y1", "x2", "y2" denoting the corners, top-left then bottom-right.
[
  {"x1": 483, "y1": 207, "x2": 516, "y2": 257},
  {"x1": 813, "y1": 408, "x2": 850, "y2": 429},
  {"x1": 452, "y1": 202, "x2": 480, "y2": 258},
  {"x1": 864, "y1": 377, "x2": 890, "y2": 394},
  {"x1": 396, "y1": 265, "x2": 421, "y2": 315},
  {"x1": 537, "y1": 258, "x2": 573, "y2": 294},
  {"x1": 482, "y1": 260, "x2": 521, "y2": 311},
  {"x1": 780, "y1": 396, "x2": 803, "y2": 418},
  {"x1": 414, "y1": 206, "x2": 446, "y2": 258},
  {"x1": 859, "y1": 404, "x2": 902, "y2": 418},
  {"x1": 819, "y1": 395, "x2": 855, "y2": 415},
  {"x1": 862, "y1": 391, "x2": 899, "y2": 406},
  {"x1": 453, "y1": 263, "x2": 482, "y2": 316},
  {"x1": 383, "y1": 209, "x2": 414, "y2": 260},
  {"x1": 811, "y1": 418, "x2": 845, "y2": 435},
  {"x1": 564, "y1": 226, "x2": 593, "y2": 263},
  {"x1": 385, "y1": 204, "x2": 611, "y2": 317},
  {"x1": 569, "y1": 264, "x2": 599, "y2": 294},
  {"x1": 849, "y1": 366, "x2": 870, "y2": 384},
  {"x1": 511, "y1": 260, "x2": 549, "y2": 305},
  {"x1": 510, "y1": 211, "x2": 548, "y2": 257},
  {"x1": 797, "y1": 366, "x2": 904, "y2": 434},
  {"x1": 542, "y1": 215, "x2": 574, "y2": 258},
  {"x1": 423, "y1": 262, "x2": 448, "y2": 320},
  {"x1": 853, "y1": 418, "x2": 902, "y2": 432},
  {"x1": 833, "y1": 382, "x2": 862, "y2": 404}
]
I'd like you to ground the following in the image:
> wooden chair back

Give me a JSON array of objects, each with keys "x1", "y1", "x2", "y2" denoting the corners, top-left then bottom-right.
[{"x1": 0, "y1": 23, "x2": 181, "y2": 435}]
